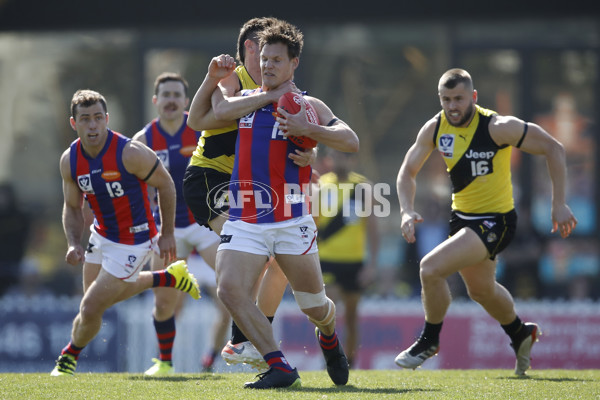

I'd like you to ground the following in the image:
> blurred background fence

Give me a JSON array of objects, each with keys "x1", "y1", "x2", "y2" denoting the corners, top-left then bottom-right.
[
  {"x1": 0, "y1": 0, "x2": 598, "y2": 372},
  {"x1": 2, "y1": 294, "x2": 599, "y2": 372}
]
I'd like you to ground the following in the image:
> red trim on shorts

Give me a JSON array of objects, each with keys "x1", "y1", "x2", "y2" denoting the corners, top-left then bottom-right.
[{"x1": 302, "y1": 230, "x2": 317, "y2": 255}]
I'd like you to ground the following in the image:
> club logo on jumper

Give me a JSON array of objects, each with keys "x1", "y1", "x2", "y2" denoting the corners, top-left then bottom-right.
[
  {"x1": 125, "y1": 255, "x2": 137, "y2": 269},
  {"x1": 77, "y1": 174, "x2": 94, "y2": 194},
  {"x1": 439, "y1": 134, "x2": 455, "y2": 158},
  {"x1": 487, "y1": 232, "x2": 497, "y2": 243},
  {"x1": 179, "y1": 145, "x2": 196, "y2": 157},
  {"x1": 156, "y1": 150, "x2": 170, "y2": 170},
  {"x1": 220, "y1": 235, "x2": 232, "y2": 244},
  {"x1": 101, "y1": 170, "x2": 121, "y2": 181}
]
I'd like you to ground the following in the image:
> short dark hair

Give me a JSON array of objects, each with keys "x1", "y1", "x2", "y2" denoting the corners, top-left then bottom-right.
[
  {"x1": 439, "y1": 68, "x2": 473, "y2": 92},
  {"x1": 71, "y1": 89, "x2": 107, "y2": 120},
  {"x1": 258, "y1": 20, "x2": 304, "y2": 60},
  {"x1": 236, "y1": 17, "x2": 279, "y2": 65},
  {"x1": 154, "y1": 72, "x2": 188, "y2": 96}
]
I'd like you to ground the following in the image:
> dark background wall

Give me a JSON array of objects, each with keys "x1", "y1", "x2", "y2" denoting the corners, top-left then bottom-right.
[{"x1": 1, "y1": 0, "x2": 598, "y2": 32}]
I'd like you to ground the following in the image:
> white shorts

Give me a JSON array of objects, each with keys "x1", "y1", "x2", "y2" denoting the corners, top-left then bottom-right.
[
  {"x1": 187, "y1": 252, "x2": 216, "y2": 287},
  {"x1": 160, "y1": 223, "x2": 220, "y2": 259},
  {"x1": 219, "y1": 215, "x2": 318, "y2": 257},
  {"x1": 85, "y1": 229, "x2": 159, "y2": 282}
]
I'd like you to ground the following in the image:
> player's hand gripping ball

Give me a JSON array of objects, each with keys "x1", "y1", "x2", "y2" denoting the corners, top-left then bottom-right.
[{"x1": 277, "y1": 92, "x2": 319, "y2": 149}]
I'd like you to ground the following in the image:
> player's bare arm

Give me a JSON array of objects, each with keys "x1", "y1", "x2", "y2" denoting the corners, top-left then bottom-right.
[
  {"x1": 131, "y1": 129, "x2": 148, "y2": 145},
  {"x1": 396, "y1": 118, "x2": 437, "y2": 243},
  {"x1": 212, "y1": 79, "x2": 297, "y2": 122},
  {"x1": 187, "y1": 54, "x2": 237, "y2": 131},
  {"x1": 123, "y1": 140, "x2": 177, "y2": 263},
  {"x1": 278, "y1": 96, "x2": 359, "y2": 153},
  {"x1": 59, "y1": 149, "x2": 86, "y2": 265},
  {"x1": 490, "y1": 115, "x2": 578, "y2": 238}
]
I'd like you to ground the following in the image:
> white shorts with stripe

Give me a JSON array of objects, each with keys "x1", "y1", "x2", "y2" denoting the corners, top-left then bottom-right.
[
  {"x1": 160, "y1": 223, "x2": 220, "y2": 259},
  {"x1": 218, "y1": 215, "x2": 318, "y2": 257},
  {"x1": 85, "y1": 229, "x2": 159, "y2": 282}
]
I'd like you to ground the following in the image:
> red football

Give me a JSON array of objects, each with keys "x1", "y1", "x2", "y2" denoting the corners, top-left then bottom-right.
[{"x1": 277, "y1": 92, "x2": 319, "y2": 149}]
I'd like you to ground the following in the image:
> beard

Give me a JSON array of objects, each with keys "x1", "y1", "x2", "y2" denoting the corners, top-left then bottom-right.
[{"x1": 446, "y1": 103, "x2": 475, "y2": 127}]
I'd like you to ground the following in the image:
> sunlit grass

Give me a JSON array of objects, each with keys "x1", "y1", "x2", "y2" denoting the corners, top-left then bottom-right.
[{"x1": 3, "y1": 369, "x2": 599, "y2": 400}]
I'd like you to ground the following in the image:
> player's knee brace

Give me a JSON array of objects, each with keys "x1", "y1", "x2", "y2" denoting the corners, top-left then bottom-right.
[
  {"x1": 293, "y1": 287, "x2": 327, "y2": 309},
  {"x1": 307, "y1": 297, "x2": 336, "y2": 330},
  {"x1": 292, "y1": 288, "x2": 336, "y2": 329}
]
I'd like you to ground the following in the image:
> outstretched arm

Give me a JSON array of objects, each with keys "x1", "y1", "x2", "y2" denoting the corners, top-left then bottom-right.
[
  {"x1": 396, "y1": 118, "x2": 437, "y2": 243},
  {"x1": 492, "y1": 115, "x2": 577, "y2": 238}
]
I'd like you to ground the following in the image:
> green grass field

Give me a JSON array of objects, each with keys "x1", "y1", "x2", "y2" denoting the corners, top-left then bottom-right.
[{"x1": 2, "y1": 369, "x2": 599, "y2": 400}]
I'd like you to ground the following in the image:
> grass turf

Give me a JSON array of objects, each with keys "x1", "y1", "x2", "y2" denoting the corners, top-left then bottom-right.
[{"x1": 2, "y1": 369, "x2": 599, "y2": 400}]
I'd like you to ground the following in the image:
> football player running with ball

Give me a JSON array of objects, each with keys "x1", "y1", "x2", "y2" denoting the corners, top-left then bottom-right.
[{"x1": 192, "y1": 20, "x2": 359, "y2": 389}]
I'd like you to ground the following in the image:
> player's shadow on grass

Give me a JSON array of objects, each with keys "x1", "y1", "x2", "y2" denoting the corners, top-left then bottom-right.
[
  {"x1": 502, "y1": 376, "x2": 589, "y2": 383},
  {"x1": 128, "y1": 375, "x2": 225, "y2": 382},
  {"x1": 288, "y1": 385, "x2": 437, "y2": 394}
]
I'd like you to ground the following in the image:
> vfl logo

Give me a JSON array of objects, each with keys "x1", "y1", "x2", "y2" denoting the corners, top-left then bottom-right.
[
  {"x1": 299, "y1": 225, "x2": 309, "y2": 240},
  {"x1": 156, "y1": 150, "x2": 170, "y2": 170},
  {"x1": 439, "y1": 134, "x2": 454, "y2": 158},
  {"x1": 77, "y1": 174, "x2": 94, "y2": 194},
  {"x1": 239, "y1": 112, "x2": 256, "y2": 128},
  {"x1": 125, "y1": 255, "x2": 137, "y2": 269}
]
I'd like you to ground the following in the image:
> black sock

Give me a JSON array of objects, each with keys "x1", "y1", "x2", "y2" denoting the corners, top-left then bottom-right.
[
  {"x1": 408, "y1": 321, "x2": 442, "y2": 356},
  {"x1": 231, "y1": 316, "x2": 275, "y2": 344},
  {"x1": 420, "y1": 321, "x2": 443, "y2": 344},
  {"x1": 230, "y1": 321, "x2": 247, "y2": 344},
  {"x1": 501, "y1": 316, "x2": 525, "y2": 344}
]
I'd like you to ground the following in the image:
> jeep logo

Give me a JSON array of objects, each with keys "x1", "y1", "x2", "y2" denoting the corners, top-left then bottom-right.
[{"x1": 465, "y1": 149, "x2": 495, "y2": 159}]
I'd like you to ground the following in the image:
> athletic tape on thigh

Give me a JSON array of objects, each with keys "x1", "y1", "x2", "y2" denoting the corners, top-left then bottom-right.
[{"x1": 293, "y1": 287, "x2": 327, "y2": 309}]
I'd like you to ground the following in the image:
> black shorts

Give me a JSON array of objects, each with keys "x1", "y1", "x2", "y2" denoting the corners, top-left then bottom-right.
[
  {"x1": 183, "y1": 165, "x2": 230, "y2": 228},
  {"x1": 320, "y1": 260, "x2": 363, "y2": 292},
  {"x1": 449, "y1": 209, "x2": 517, "y2": 260}
]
